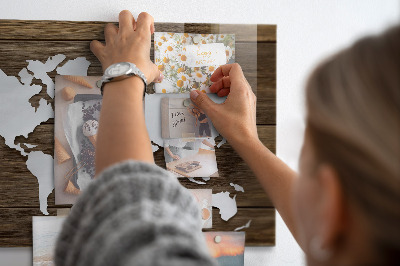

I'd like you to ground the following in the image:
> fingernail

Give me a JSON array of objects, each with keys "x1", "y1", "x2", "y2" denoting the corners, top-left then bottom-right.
[
  {"x1": 190, "y1": 90, "x2": 199, "y2": 99},
  {"x1": 155, "y1": 71, "x2": 164, "y2": 83}
]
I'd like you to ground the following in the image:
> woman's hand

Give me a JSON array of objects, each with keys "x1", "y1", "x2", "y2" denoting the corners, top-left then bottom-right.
[
  {"x1": 172, "y1": 154, "x2": 181, "y2": 161},
  {"x1": 90, "y1": 10, "x2": 163, "y2": 83},
  {"x1": 189, "y1": 63, "x2": 258, "y2": 148}
]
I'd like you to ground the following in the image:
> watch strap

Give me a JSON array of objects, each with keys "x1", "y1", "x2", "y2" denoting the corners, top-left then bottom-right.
[{"x1": 99, "y1": 62, "x2": 148, "y2": 96}]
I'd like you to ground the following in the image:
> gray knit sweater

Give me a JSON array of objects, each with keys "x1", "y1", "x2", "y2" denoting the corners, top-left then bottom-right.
[{"x1": 55, "y1": 160, "x2": 217, "y2": 266}]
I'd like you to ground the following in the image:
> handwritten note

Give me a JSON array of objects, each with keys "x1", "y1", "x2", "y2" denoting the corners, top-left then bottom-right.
[
  {"x1": 171, "y1": 111, "x2": 186, "y2": 128},
  {"x1": 184, "y1": 43, "x2": 226, "y2": 67},
  {"x1": 161, "y1": 97, "x2": 196, "y2": 138}
]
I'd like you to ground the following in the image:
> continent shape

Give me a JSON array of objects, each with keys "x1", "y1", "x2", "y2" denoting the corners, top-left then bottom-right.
[{"x1": 0, "y1": 55, "x2": 91, "y2": 215}]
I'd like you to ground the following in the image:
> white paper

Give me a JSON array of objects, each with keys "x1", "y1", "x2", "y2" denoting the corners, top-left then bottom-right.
[
  {"x1": 18, "y1": 68, "x2": 33, "y2": 85},
  {"x1": 185, "y1": 43, "x2": 226, "y2": 67},
  {"x1": 212, "y1": 191, "x2": 238, "y2": 221},
  {"x1": 56, "y1": 57, "x2": 90, "y2": 75},
  {"x1": 26, "y1": 152, "x2": 54, "y2": 215},
  {"x1": 0, "y1": 55, "x2": 91, "y2": 215},
  {"x1": 27, "y1": 54, "x2": 66, "y2": 99},
  {"x1": 234, "y1": 220, "x2": 252, "y2": 231},
  {"x1": 23, "y1": 143, "x2": 38, "y2": 148},
  {"x1": 230, "y1": 183, "x2": 245, "y2": 192},
  {"x1": 0, "y1": 69, "x2": 53, "y2": 155}
]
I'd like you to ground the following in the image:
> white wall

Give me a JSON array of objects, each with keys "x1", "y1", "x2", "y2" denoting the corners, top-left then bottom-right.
[{"x1": 0, "y1": 1, "x2": 398, "y2": 265}]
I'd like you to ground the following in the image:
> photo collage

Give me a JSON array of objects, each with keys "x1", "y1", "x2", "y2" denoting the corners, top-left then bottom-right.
[{"x1": 51, "y1": 32, "x2": 244, "y2": 266}]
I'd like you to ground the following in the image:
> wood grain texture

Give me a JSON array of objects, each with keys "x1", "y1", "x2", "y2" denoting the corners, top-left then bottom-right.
[
  {"x1": 0, "y1": 20, "x2": 276, "y2": 42},
  {"x1": 0, "y1": 125, "x2": 275, "y2": 208},
  {"x1": 0, "y1": 20, "x2": 276, "y2": 247},
  {"x1": 0, "y1": 41, "x2": 275, "y2": 124},
  {"x1": 0, "y1": 207, "x2": 275, "y2": 247},
  {"x1": 0, "y1": 41, "x2": 274, "y2": 79}
]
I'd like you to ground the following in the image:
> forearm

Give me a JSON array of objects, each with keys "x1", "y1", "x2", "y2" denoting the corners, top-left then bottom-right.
[
  {"x1": 231, "y1": 137, "x2": 298, "y2": 240},
  {"x1": 95, "y1": 77, "x2": 154, "y2": 175},
  {"x1": 165, "y1": 147, "x2": 174, "y2": 157}
]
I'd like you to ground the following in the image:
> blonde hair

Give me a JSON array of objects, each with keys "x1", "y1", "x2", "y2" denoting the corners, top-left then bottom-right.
[{"x1": 305, "y1": 25, "x2": 400, "y2": 264}]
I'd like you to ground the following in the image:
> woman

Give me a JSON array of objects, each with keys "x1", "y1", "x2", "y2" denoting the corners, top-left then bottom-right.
[
  {"x1": 187, "y1": 106, "x2": 211, "y2": 137},
  {"x1": 55, "y1": 10, "x2": 400, "y2": 266}
]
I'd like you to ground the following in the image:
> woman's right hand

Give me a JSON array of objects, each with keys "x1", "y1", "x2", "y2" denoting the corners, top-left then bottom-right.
[
  {"x1": 90, "y1": 10, "x2": 163, "y2": 84},
  {"x1": 189, "y1": 63, "x2": 258, "y2": 148},
  {"x1": 172, "y1": 154, "x2": 181, "y2": 161}
]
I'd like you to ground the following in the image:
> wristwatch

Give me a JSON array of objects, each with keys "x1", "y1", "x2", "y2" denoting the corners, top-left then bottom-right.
[{"x1": 97, "y1": 62, "x2": 148, "y2": 96}]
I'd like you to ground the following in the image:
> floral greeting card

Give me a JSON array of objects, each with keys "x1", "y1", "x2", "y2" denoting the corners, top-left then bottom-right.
[{"x1": 154, "y1": 32, "x2": 235, "y2": 93}]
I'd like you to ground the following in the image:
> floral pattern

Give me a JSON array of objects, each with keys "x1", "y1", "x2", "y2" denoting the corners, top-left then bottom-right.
[{"x1": 154, "y1": 33, "x2": 235, "y2": 93}]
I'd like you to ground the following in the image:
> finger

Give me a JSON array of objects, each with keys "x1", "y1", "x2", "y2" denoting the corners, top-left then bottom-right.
[
  {"x1": 217, "y1": 88, "x2": 230, "y2": 97},
  {"x1": 104, "y1": 23, "x2": 118, "y2": 44},
  {"x1": 150, "y1": 63, "x2": 164, "y2": 83},
  {"x1": 90, "y1": 40, "x2": 105, "y2": 59},
  {"x1": 136, "y1": 12, "x2": 154, "y2": 36},
  {"x1": 210, "y1": 63, "x2": 244, "y2": 83},
  {"x1": 190, "y1": 90, "x2": 217, "y2": 116},
  {"x1": 209, "y1": 76, "x2": 231, "y2": 93},
  {"x1": 118, "y1": 10, "x2": 135, "y2": 35}
]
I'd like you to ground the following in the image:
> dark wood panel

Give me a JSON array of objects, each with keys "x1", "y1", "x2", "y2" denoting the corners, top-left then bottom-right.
[
  {"x1": 0, "y1": 208, "x2": 57, "y2": 247},
  {"x1": 0, "y1": 19, "x2": 276, "y2": 247},
  {"x1": 0, "y1": 20, "x2": 276, "y2": 42},
  {"x1": 0, "y1": 207, "x2": 274, "y2": 247},
  {"x1": 0, "y1": 41, "x2": 275, "y2": 124},
  {"x1": 207, "y1": 208, "x2": 275, "y2": 246},
  {"x1": 0, "y1": 124, "x2": 275, "y2": 208},
  {"x1": 0, "y1": 40, "x2": 275, "y2": 79}
]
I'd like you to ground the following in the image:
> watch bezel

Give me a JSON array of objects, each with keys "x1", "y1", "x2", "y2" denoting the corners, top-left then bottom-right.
[{"x1": 105, "y1": 62, "x2": 133, "y2": 78}]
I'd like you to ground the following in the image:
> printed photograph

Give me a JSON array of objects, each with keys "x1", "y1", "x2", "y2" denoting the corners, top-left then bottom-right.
[
  {"x1": 32, "y1": 216, "x2": 66, "y2": 266},
  {"x1": 161, "y1": 97, "x2": 215, "y2": 139},
  {"x1": 54, "y1": 75, "x2": 102, "y2": 204},
  {"x1": 189, "y1": 189, "x2": 212, "y2": 228},
  {"x1": 163, "y1": 137, "x2": 218, "y2": 178},
  {"x1": 204, "y1": 232, "x2": 246, "y2": 266},
  {"x1": 154, "y1": 32, "x2": 235, "y2": 93}
]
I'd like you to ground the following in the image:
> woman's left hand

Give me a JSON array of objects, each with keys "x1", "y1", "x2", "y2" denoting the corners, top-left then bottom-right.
[{"x1": 90, "y1": 10, "x2": 163, "y2": 83}]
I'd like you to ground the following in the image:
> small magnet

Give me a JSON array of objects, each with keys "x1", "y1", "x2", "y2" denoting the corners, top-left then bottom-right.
[
  {"x1": 214, "y1": 235, "x2": 221, "y2": 244},
  {"x1": 183, "y1": 98, "x2": 192, "y2": 107},
  {"x1": 96, "y1": 80, "x2": 102, "y2": 88},
  {"x1": 193, "y1": 35, "x2": 201, "y2": 44}
]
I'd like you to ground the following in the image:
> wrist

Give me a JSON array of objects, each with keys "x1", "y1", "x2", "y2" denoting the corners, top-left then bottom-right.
[
  {"x1": 229, "y1": 132, "x2": 262, "y2": 153},
  {"x1": 103, "y1": 76, "x2": 145, "y2": 98}
]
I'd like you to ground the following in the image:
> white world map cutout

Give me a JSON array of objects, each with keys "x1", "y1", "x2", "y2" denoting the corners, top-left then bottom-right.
[
  {"x1": 0, "y1": 54, "x2": 90, "y2": 215},
  {"x1": 212, "y1": 191, "x2": 238, "y2": 221}
]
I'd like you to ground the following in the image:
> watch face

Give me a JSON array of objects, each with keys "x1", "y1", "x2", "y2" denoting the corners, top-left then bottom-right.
[{"x1": 106, "y1": 62, "x2": 131, "y2": 77}]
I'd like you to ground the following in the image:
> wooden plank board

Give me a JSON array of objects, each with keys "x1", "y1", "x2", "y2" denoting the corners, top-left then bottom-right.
[
  {"x1": 0, "y1": 41, "x2": 275, "y2": 124},
  {"x1": 0, "y1": 20, "x2": 276, "y2": 42},
  {"x1": 0, "y1": 125, "x2": 275, "y2": 207},
  {"x1": 0, "y1": 20, "x2": 276, "y2": 247},
  {"x1": 0, "y1": 41, "x2": 275, "y2": 79},
  {"x1": 0, "y1": 207, "x2": 275, "y2": 247}
]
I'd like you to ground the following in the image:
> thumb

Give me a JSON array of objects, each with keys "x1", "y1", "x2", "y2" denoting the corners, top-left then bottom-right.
[{"x1": 190, "y1": 90, "x2": 216, "y2": 114}]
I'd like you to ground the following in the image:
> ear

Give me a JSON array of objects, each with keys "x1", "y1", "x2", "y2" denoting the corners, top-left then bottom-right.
[{"x1": 316, "y1": 164, "x2": 347, "y2": 250}]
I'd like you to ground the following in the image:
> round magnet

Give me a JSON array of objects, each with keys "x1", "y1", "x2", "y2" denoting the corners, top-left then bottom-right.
[
  {"x1": 183, "y1": 98, "x2": 192, "y2": 107},
  {"x1": 96, "y1": 80, "x2": 102, "y2": 88},
  {"x1": 192, "y1": 35, "x2": 201, "y2": 44},
  {"x1": 214, "y1": 235, "x2": 221, "y2": 244}
]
